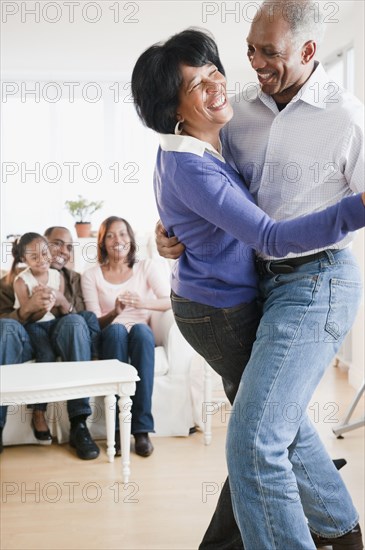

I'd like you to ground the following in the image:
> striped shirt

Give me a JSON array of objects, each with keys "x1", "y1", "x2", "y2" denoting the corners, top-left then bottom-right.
[{"x1": 222, "y1": 62, "x2": 364, "y2": 259}]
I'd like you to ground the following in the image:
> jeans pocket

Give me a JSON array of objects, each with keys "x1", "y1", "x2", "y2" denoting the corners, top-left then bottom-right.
[
  {"x1": 173, "y1": 314, "x2": 223, "y2": 362},
  {"x1": 324, "y1": 278, "x2": 363, "y2": 341}
]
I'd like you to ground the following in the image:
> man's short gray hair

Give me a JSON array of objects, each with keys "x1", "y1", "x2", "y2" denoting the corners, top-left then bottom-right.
[{"x1": 260, "y1": 0, "x2": 326, "y2": 49}]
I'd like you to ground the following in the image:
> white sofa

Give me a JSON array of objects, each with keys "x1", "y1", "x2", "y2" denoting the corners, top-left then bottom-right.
[{"x1": 1, "y1": 233, "x2": 206, "y2": 447}]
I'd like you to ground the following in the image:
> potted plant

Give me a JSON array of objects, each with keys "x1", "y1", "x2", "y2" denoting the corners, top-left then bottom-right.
[{"x1": 65, "y1": 195, "x2": 104, "y2": 238}]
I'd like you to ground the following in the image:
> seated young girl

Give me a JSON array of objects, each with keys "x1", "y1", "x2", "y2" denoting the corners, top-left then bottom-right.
[{"x1": 10, "y1": 232, "x2": 70, "y2": 444}]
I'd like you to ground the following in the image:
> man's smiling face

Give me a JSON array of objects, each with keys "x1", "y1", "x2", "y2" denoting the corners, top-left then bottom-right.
[{"x1": 246, "y1": 7, "x2": 313, "y2": 103}]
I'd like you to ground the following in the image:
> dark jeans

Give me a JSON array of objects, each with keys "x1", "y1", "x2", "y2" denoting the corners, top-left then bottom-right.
[
  {"x1": 25, "y1": 313, "x2": 100, "y2": 420},
  {"x1": 170, "y1": 291, "x2": 260, "y2": 550},
  {"x1": 100, "y1": 323, "x2": 155, "y2": 434}
]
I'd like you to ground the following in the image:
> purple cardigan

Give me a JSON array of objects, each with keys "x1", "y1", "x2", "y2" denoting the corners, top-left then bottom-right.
[{"x1": 154, "y1": 148, "x2": 364, "y2": 307}]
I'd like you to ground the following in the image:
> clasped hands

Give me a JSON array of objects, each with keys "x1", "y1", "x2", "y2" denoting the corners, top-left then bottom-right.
[
  {"x1": 31, "y1": 285, "x2": 65, "y2": 313},
  {"x1": 115, "y1": 290, "x2": 142, "y2": 314}
]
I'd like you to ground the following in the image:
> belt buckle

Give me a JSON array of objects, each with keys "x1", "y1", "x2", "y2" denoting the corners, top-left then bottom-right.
[
  {"x1": 265, "y1": 261, "x2": 274, "y2": 275},
  {"x1": 267, "y1": 261, "x2": 295, "y2": 275}
]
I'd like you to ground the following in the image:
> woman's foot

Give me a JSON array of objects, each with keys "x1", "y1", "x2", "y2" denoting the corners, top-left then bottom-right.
[
  {"x1": 31, "y1": 410, "x2": 52, "y2": 445},
  {"x1": 134, "y1": 433, "x2": 154, "y2": 457}
]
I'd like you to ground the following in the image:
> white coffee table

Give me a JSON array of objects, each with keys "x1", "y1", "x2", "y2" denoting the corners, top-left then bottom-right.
[{"x1": 0, "y1": 359, "x2": 139, "y2": 482}]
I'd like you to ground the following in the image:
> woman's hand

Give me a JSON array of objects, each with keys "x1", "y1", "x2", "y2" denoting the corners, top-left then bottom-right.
[
  {"x1": 362, "y1": 192, "x2": 365, "y2": 207},
  {"x1": 115, "y1": 295, "x2": 126, "y2": 315},
  {"x1": 118, "y1": 290, "x2": 143, "y2": 309}
]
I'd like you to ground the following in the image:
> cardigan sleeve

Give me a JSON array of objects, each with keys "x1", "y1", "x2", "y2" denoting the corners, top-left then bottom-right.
[{"x1": 172, "y1": 153, "x2": 364, "y2": 258}]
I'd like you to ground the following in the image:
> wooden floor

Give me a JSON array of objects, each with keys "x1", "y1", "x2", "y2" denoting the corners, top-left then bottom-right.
[{"x1": 1, "y1": 363, "x2": 364, "y2": 550}]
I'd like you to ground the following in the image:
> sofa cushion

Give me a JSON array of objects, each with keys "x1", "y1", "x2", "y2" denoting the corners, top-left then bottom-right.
[{"x1": 154, "y1": 346, "x2": 169, "y2": 376}]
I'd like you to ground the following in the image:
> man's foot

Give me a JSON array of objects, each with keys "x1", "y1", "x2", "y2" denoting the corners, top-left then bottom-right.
[
  {"x1": 333, "y1": 458, "x2": 347, "y2": 470},
  {"x1": 134, "y1": 433, "x2": 154, "y2": 457},
  {"x1": 69, "y1": 421, "x2": 100, "y2": 460},
  {"x1": 31, "y1": 410, "x2": 52, "y2": 445},
  {"x1": 311, "y1": 523, "x2": 363, "y2": 549}
]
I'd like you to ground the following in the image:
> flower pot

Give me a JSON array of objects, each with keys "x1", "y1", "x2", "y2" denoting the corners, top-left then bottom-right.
[{"x1": 75, "y1": 222, "x2": 91, "y2": 238}]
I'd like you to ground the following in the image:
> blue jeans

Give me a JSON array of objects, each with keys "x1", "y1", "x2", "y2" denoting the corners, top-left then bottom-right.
[
  {"x1": 0, "y1": 319, "x2": 34, "y2": 428},
  {"x1": 226, "y1": 249, "x2": 362, "y2": 549},
  {"x1": 25, "y1": 313, "x2": 95, "y2": 419},
  {"x1": 100, "y1": 323, "x2": 155, "y2": 434},
  {"x1": 171, "y1": 292, "x2": 260, "y2": 550},
  {"x1": 171, "y1": 292, "x2": 260, "y2": 406}
]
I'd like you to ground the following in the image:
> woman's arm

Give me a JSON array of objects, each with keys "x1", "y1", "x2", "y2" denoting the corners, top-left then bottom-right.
[
  {"x1": 118, "y1": 260, "x2": 171, "y2": 312},
  {"x1": 81, "y1": 268, "x2": 124, "y2": 329},
  {"x1": 173, "y1": 155, "x2": 365, "y2": 258}
]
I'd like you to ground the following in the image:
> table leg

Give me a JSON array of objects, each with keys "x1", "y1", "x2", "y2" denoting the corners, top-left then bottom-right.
[
  {"x1": 104, "y1": 394, "x2": 116, "y2": 462},
  {"x1": 119, "y1": 395, "x2": 132, "y2": 483}
]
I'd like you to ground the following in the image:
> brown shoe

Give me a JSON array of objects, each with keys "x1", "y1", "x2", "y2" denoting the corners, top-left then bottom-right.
[
  {"x1": 311, "y1": 523, "x2": 363, "y2": 549},
  {"x1": 134, "y1": 433, "x2": 154, "y2": 457}
]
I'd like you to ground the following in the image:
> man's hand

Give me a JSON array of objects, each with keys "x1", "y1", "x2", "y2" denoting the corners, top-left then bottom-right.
[{"x1": 155, "y1": 220, "x2": 185, "y2": 260}]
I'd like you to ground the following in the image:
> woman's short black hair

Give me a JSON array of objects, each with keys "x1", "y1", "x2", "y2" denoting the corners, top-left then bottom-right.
[{"x1": 131, "y1": 28, "x2": 225, "y2": 134}]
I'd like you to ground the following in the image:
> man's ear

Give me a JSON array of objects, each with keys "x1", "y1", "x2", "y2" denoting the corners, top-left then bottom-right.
[{"x1": 302, "y1": 40, "x2": 316, "y2": 64}]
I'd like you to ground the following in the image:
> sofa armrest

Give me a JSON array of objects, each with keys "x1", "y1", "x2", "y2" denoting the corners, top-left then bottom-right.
[{"x1": 150, "y1": 309, "x2": 174, "y2": 348}]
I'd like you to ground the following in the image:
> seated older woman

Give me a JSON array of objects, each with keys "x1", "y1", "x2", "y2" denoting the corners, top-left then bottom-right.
[
  {"x1": 81, "y1": 216, "x2": 171, "y2": 457},
  {"x1": 131, "y1": 29, "x2": 365, "y2": 550}
]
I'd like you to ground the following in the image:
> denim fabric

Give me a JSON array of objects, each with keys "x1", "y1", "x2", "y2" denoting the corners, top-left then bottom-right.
[
  {"x1": 0, "y1": 319, "x2": 34, "y2": 427},
  {"x1": 171, "y1": 292, "x2": 261, "y2": 405},
  {"x1": 171, "y1": 292, "x2": 260, "y2": 550},
  {"x1": 100, "y1": 323, "x2": 155, "y2": 434},
  {"x1": 226, "y1": 249, "x2": 362, "y2": 549},
  {"x1": 25, "y1": 314, "x2": 93, "y2": 419},
  {"x1": 77, "y1": 310, "x2": 101, "y2": 359}
]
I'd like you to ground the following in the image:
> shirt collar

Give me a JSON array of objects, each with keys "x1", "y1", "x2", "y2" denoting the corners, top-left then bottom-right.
[
  {"x1": 255, "y1": 62, "x2": 331, "y2": 111},
  {"x1": 159, "y1": 134, "x2": 225, "y2": 163}
]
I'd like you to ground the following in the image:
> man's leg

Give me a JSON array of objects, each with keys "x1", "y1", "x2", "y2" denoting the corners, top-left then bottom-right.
[
  {"x1": 0, "y1": 319, "x2": 34, "y2": 449},
  {"x1": 226, "y1": 249, "x2": 362, "y2": 549},
  {"x1": 51, "y1": 314, "x2": 99, "y2": 460},
  {"x1": 76, "y1": 310, "x2": 101, "y2": 359}
]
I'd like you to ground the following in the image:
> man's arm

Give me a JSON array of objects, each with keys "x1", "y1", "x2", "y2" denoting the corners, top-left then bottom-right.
[
  {"x1": 63, "y1": 269, "x2": 85, "y2": 312},
  {"x1": 155, "y1": 220, "x2": 185, "y2": 260}
]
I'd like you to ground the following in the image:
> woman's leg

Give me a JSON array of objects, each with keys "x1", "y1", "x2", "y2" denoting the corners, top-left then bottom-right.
[
  {"x1": 226, "y1": 249, "x2": 362, "y2": 549},
  {"x1": 171, "y1": 292, "x2": 260, "y2": 405},
  {"x1": 100, "y1": 323, "x2": 129, "y2": 430},
  {"x1": 171, "y1": 292, "x2": 261, "y2": 550},
  {"x1": 128, "y1": 324, "x2": 155, "y2": 434}
]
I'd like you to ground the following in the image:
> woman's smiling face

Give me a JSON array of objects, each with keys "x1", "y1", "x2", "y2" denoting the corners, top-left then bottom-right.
[{"x1": 176, "y1": 63, "x2": 233, "y2": 138}]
